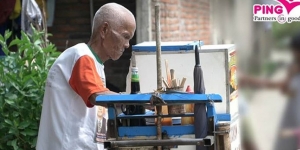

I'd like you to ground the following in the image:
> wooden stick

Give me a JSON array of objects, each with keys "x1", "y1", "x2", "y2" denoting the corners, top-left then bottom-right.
[
  {"x1": 172, "y1": 79, "x2": 177, "y2": 88},
  {"x1": 170, "y1": 69, "x2": 175, "y2": 80},
  {"x1": 155, "y1": 4, "x2": 162, "y2": 150},
  {"x1": 41, "y1": 0, "x2": 48, "y2": 48},
  {"x1": 169, "y1": 81, "x2": 173, "y2": 88},
  {"x1": 163, "y1": 79, "x2": 170, "y2": 88},
  {"x1": 165, "y1": 60, "x2": 171, "y2": 85},
  {"x1": 180, "y1": 77, "x2": 187, "y2": 88}
]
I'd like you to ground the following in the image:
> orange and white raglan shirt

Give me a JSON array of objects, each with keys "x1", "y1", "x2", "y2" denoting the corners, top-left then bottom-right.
[{"x1": 36, "y1": 43, "x2": 109, "y2": 150}]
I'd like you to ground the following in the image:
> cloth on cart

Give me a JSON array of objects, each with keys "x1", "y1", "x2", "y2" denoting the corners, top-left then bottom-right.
[{"x1": 21, "y1": 0, "x2": 43, "y2": 35}]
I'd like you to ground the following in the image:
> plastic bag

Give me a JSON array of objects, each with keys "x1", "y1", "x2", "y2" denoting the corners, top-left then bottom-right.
[{"x1": 21, "y1": 0, "x2": 43, "y2": 34}]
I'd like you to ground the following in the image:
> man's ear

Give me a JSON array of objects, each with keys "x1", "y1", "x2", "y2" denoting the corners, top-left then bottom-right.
[{"x1": 100, "y1": 22, "x2": 109, "y2": 39}]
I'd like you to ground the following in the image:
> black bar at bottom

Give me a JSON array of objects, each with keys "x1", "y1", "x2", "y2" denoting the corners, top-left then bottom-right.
[{"x1": 104, "y1": 136, "x2": 214, "y2": 148}]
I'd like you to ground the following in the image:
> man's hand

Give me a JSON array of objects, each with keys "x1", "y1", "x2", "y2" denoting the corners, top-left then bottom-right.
[{"x1": 89, "y1": 91, "x2": 118, "y2": 107}]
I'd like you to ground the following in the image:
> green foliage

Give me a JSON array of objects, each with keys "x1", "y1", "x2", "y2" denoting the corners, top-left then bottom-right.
[{"x1": 0, "y1": 27, "x2": 60, "y2": 149}]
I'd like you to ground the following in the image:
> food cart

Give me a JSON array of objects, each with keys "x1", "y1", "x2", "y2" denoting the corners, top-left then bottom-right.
[{"x1": 95, "y1": 41, "x2": 240, "y2": 150}]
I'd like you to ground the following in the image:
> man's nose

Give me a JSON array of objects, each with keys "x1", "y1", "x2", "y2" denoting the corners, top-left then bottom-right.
[{"x1": 124, "y1": 41, "x2": 130, "y2": 49}]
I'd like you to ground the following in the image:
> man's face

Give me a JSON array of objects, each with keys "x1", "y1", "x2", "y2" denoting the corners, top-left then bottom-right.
[{"x1": 103, "y1": 20, "x2": 136, "y2": 61}]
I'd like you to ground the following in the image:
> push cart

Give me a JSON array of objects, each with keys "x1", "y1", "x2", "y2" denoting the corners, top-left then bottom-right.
[{"x1": 94, "y1": 41, "x2": 239, "y2": 150}]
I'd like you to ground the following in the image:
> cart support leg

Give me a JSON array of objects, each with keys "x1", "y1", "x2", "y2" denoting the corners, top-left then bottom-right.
[
  {"x1": 215, "y1": 123, "x2": 231, "y2": 150},
  {"x1": 207, "y1": 116, "x2": 216, "y2": 150},
  {"x1": 104, "y1": 136, "x2": 215, "y2": 149}
]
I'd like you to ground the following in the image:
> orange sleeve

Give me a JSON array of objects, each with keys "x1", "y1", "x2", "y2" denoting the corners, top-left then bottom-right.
[{"x1": 69, "y1": 55, "x2": 109, "y2": 108}]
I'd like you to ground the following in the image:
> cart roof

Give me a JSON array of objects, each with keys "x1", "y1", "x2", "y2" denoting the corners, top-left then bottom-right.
[{"x1": 132, "y1": 41, "x2": 204, "y2": 52}]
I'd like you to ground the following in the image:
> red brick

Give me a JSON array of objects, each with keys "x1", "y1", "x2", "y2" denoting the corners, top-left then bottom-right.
[
  {"x1": 161, "y1": 11, "x2": 167, "y2": 17},
  {"x1": 170, "y1": 0, "x2": 179, "y2": 4},
  {"x1": 166, "y1": 4, "x2": 178, "y2": 11},
  {"x1": 170, "y1": 25, "x2": 179, "y2": 31},
  {"x1": 159, "y1": 0, "x2": 168, "y2": 3},
  {"x1": 55, "y1": 25, "x2": 79, "y2": 32},
  {"x1": 52, "y1": 19, "x2": 68, "y2": 25},
  {"x1": 160, "y1": 18, "x2": 166, "y2": 25},
  {"x1": 57, "y1": 10, "x2": 90, "y2": 18},
  {"x1": 79, "y1": 0, "x2": 90, "y2": 3},
  {"x1": 70, "y1": 18, "x2": 91, "y2": 25},
  {"x1": 57, "y1": 0, "x2": 79, "y2": 3},
  {"x1": 50, "y1": 33, "x2": 67, "y2": 39},
  {"x1": 49, "y1": 40, "x2": 67, "y2": 48}
]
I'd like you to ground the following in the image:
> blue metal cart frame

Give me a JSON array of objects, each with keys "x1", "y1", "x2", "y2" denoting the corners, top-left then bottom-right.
[{"x1": 96, "y1": 93, "x2": 231, "y2": 149}]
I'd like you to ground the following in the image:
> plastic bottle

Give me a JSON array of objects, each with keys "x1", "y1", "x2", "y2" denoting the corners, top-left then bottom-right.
[{"x1": 127, "y1": 67, "x2": 146, "y2": 126}]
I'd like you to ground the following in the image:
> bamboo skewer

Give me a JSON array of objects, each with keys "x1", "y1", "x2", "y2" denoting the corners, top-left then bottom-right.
[
  {"x1": 172, "y1": 79, "x2": 177, "y2": 87},
  {"x1": 170, "y1": 69, "x2": 175, "y2": 80},
  {"x1": 165, "y1": 70, "x2": 188, "y2": 88},
  {"x1": 180, "y1": 77, "x2": 186, "y2": 88},
  {"x1": 162, "y1": 67, "x2": 187, "y2": 89},
  {"x1": 163, "y1": 78, "x2": 187, "y2": 88},
  {"x1": 162, "y1": 77, "x2": 170, "y2": 88},
  {"x1": 165, "y1": 60, "x2": 171, "y2": 85}
]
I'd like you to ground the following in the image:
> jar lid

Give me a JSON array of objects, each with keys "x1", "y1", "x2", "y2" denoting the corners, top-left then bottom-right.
[{"x1": 131, "y1": 66, "x2": 138, "y2": 71}]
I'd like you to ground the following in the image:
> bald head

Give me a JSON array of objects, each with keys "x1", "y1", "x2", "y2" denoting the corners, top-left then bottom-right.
[
  {"x1": 92, "y1": 3, "x2": 135, "y2": 37},
  {"x1": 88, "y1": 3, "x2": 136, "y2": 62}
]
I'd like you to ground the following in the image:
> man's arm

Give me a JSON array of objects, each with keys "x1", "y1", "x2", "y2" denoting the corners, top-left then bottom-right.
[
  {"x1": 239, "y1": 64, "x2": 297, "y2": 96},
  {"x1": 239, "y1": 73, "x2": 285, "y2": 89},
  {"x1": 89, "y1": 91, "x2": 118, "y2": 107},
  {"x1": 69, "y1": 55, "x2": 112, "y2": 108}
]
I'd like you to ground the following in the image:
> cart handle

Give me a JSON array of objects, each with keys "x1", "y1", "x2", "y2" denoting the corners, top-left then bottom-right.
[{"x1": 95, "y1": 93, "x2": 222, "y2": 105}]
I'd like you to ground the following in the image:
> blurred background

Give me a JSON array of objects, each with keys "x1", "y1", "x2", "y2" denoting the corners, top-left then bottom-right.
[{"x1": 230, "y1": 0, "x2": 300, "y2": 150}]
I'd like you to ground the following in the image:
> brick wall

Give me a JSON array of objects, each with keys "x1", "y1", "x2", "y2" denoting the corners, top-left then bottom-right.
[{"x1": 151, "y1": 0, "x2": 210, "y2": 44}]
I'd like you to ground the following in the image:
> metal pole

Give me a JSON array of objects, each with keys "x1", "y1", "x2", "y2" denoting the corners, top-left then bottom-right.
[
  {"x1": 104, "y1": 137, "x2": 215, "y2": 148},
  {"x1": 155, "y1": 4, "x2": 162, "y2": 91},
  {"x1": 89, "y1": 0, "x2": 94, "y2": 31},
  {"x1": 155, "y1": 4, "x2": 162, "y2": 150}
]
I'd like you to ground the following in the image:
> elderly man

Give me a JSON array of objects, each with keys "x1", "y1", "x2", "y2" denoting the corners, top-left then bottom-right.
[{"x1": 36, "y1": 3, "x2": 136, "y2": 150}]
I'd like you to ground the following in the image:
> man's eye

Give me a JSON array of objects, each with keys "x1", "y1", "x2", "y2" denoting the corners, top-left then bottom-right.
[{"x1": 123, "y1": 34, "x2": 131, "y2": 40}]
